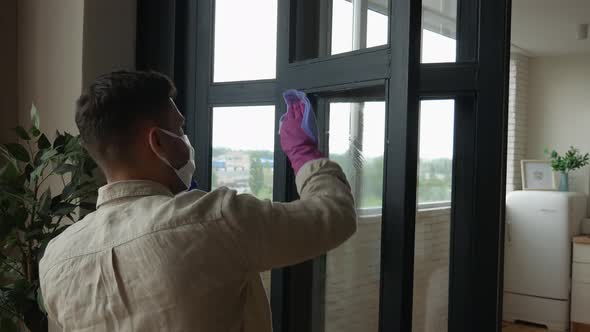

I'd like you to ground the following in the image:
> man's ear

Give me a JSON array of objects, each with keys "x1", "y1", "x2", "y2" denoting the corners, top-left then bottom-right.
[{"x1": 148, "y1": 128, "x2": 163, "y2": 157}]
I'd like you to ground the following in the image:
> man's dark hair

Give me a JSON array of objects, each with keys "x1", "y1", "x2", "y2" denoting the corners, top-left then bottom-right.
[{"x1": 76, "y1": 70, "x2": 177, "y2": 163}]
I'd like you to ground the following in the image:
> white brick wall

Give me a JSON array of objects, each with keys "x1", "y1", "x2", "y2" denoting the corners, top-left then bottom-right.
[
  {"x1": 412, "y1": 208, "x2": 451, "y2": 332},
  {"x1": 325, "y1": 215, "x2": 382, "y2": 332},
  {"x1": 506, "y1": 53, "x2": 529, "y2": 192},
  {"x1": 323, "y1": 208, "x2": 451, "y2": 332}
]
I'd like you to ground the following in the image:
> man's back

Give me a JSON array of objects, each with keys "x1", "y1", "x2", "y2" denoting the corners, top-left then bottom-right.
[
  {"x1": 40, "y1": 160, "x2": 356, "y2": 331},
  {"x1": 40, "y1": 180, "x2": 271, "y2": 331}
]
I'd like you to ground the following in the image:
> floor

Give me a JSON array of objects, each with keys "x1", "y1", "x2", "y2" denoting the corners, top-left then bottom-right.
[{"x1": 502, "y1": 321, "x2": 549, "y2": 332}]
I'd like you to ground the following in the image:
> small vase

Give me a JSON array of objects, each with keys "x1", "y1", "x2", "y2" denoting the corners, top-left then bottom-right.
[{"x1": 559, "y1": 172, "x2": 569, "y2": 192}]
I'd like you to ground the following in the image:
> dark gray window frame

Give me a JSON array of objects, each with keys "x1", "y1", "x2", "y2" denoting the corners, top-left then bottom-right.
[{"x1": 136, "y1": 0, "x2": 511, "y2": 331}]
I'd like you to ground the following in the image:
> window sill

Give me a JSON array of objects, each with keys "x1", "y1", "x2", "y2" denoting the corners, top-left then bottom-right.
[
  {"x1": 356, "y1": 201, "x2": 451, "y2": 221},
  {"x1": 417, "y1": 201, "x2": 451, "y2": 211}
]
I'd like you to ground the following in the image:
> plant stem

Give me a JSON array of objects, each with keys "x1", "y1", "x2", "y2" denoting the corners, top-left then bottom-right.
[
  {"x1": 26, "y1": 162, "x2": 41, "y2": 284},
  {"x1": 49, "y1": 216, "x2": 65, "y2": 236},
  {"x1": 1, "y1": 260, "x2": 26, "y2": 277},
  {"x1": 25, "y1": 141, "x2": 34, "y2": 160},
  {"x1": 0, "y1": 302, "x2": 19, "y2": 317},
  {"x1": 35, "y1": 164, "x2": 51, "y2": 188}
]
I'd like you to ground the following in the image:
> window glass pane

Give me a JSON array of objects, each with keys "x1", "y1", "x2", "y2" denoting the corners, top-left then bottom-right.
[
  {"x1": 366, "y1": 6, "x2": 389, "y2": 48},
  {"x1": 212, "y1": 106, "x2": 275, "y2": 294},
  {"x1": 331, "y1": 0, "x2": 353, "y2": 55},
  {"x1": 412, "y1": 100, "x2": 455, "y2": 332},
  {"x1": 213, "y1": 0, "x2": 277, "y2": 82},
  {"x1": 331, "y1": 0, "x2": 389, "y2": 56},
  {"x1": 417, "y1": 100, "x2": 454, "y2": 205},
  {"x1": 421, "y1": 0, "x2": 457, "y2": 63},
  {"x1": 325, "y1": 101, "x2": 385, "y2": 332}
]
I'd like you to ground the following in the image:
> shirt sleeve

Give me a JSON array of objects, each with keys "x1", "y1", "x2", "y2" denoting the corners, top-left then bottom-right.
[{"x1": 220, "y1": 159, "x2": 357, "y2": 272}]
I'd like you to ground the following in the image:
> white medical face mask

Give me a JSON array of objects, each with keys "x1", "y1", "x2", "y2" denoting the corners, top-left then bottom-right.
[{"x1": 153, "y1": 128, "x2": 196, "y2": 189}]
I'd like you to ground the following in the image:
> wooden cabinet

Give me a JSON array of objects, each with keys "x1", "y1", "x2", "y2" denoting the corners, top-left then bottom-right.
[
  {"x1": 573, "y1": 322, "x2": 590, "y2": 332},
  {"x1": 572, "y1": 237, "x2": 590, "y2": 330}
]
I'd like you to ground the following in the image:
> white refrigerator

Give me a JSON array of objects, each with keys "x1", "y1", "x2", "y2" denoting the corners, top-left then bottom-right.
[{"x1": 503, "y1": 191, "x2": 587, "y2": 331}]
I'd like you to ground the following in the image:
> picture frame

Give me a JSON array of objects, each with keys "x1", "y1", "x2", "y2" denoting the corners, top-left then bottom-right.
[{"x1": 521, "y1": 160, "x2": 556, "y2": 191}]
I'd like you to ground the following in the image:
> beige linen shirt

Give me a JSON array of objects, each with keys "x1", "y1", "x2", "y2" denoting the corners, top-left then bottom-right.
[{"x1": 39, "y1": 159, "x2": 356, "y2": 332}]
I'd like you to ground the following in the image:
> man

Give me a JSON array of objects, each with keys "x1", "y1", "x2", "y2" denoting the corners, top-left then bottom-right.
[{"x1": 39, "y1": 71, "x2": 356, "y2": 331}]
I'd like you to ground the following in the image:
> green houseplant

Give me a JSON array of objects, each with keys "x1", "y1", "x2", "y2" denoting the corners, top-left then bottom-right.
[
  {"x1": 545, "y1": 146, "x2": 590, "y2": 192},
  {"x1": 0, "y1": 106, "x2": 98, "y2": 332}
]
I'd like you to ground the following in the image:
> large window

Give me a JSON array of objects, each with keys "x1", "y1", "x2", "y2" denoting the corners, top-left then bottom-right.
[
  {"x1": 331, "y1": 0, "x2": 389, "y2": 55},
  {"x1": 213, "y1": 0, "x2": 277, "y2": 82},
  {"x1": 412, "y1": 100, "x2": 455, "y2": 332},
  {"x1": 326, "y1": 99, "x2": 386, "y2": 332},
  {"x1": 211, "y1": 106, "x2": 275, "y2": 199},
  {"x1": 418, "y1": 0, "x2": 457, "y2": 207},
  {"x1": 421, "y1": 0, "x2": 457, "y2": 63},
  {"x1": 422, "y1": 29, "x2": 456, "y2": 63},
  {"x1": 328, "y1": 99, "x2": 454, "y2": 210},
  {"x1": 179, "y1": 0, "x2": 513, "y2": 330},
  {"x1": 211, "y1": 106, "x2": 275, "y2": 294},
  {"x1": 417, "y1": 100, "x2": 455, "y2": 207},
  {"x1": 329, "y1": 101, "x2": 385, "y2": 209}
]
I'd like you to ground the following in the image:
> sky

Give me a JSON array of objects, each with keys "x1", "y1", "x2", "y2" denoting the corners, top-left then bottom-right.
[
  {"x1": 212, "y1": 106, "x2": 276, "y2": 151},
  {"x1": 211, "y1": 0, "x2": 457, "y2": 160}
]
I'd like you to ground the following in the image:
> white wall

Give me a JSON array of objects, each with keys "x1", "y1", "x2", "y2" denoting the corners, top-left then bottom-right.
[
  {"x1": 82, "y1": 0, "x2": 137, "y2": 88},
  {"x1": 14, "y1": 2, "x2": 136, "y2": 330},
  {"x1": 17, "y1": 0, "x2": 137, "y2": 138},
  {"x1": 17, "y1": 0, "x2": 85, "y2": 136},
  {"x1": 526, "y1": 55, "x2": 590, "y2": 198}
]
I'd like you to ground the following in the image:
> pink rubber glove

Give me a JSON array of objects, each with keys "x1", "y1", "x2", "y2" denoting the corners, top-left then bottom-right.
[{"x1": 280, "y1": 90, "x2": 324, "y2": 175}]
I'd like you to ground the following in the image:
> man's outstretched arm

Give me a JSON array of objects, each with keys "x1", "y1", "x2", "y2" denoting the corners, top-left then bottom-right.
[{"x1": 220, "y1": 158, "x2": 357, "y2": 272}]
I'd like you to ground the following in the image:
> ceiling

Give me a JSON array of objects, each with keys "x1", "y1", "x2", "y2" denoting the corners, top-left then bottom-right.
[
  {"x1": 359, "y1": 0, "x2": 589, "y2": 56},
  {"x1": 366, "y1": 0, "x2": 457, "y2": 19},
  {"x1": 511, "y1": 0, "x2": 590, "y2": 56}
]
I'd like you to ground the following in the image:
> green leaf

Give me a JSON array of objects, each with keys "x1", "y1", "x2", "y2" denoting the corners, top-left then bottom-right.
[
  {"x1": 24, "y1": 228, "x2": 43, "y2": 241},
  {"x1": 63, "y1": 134, "x2": 78, "y2": 154},
  {"x1": 37, "y1": 134, "x2": 51, "y2": 150},
  {"x1": 83, "y1": 156, "x2": 98, "y2": 176},
  {"x1": 61, "y1": 181, "x2": 75, "y2": 200},
  {"x1": 53, "y1": 163, "x2": 77, "y2": 175},
  {"x1": 53, "y1": 133, "x2": 67, "y2": 152},
  {"x1": 0, "y1": 215, "x2": 17, "y2": 240},
  {"x1": 40, "y1": 149, "x2": 57, "y2": 162},
  {"x1": 37, "y1": 189, "x2": 52, "y2": 218},
  {"x1": 0, "y1": 317, "x2": 18, "y2": 332},
  {"x1": 30, "y1": 126, "x2": 41, "y2": 137},
  {"x1": 50, "y1": 225, "x2": 70, "y2": 237},
  {"x1": 0, "y1": 145, "x2": 14, "y2": 162},
  {"x1": 13, "y1": 126, "x2": 30, "y2": 141},
  {"x1": 10, "y1": 207, "x2": 28, "y2": 231},
  {"x1": 30, "y1": 103, "x2": 40, "y2": 129},
  {"x1": 548, "y1": 146, "x2": 590, "y2": 172},
  {"x1": 0, "y1": 186, "x2": 32, "y2": 205},
  {"x1": 4, "y1": 144, "x2": 29, "y2": 163},
  {"x1": 0, "y1": 162, "x2": 19, "y2": 181},
  {"x1": 53, "y1": 202, "x2": 77, "y2": 217},
  {"x1": 29, "y1": 165, "x2": 44, "y2": 183}
]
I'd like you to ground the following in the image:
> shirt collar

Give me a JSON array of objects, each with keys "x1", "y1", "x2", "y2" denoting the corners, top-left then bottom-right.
[{"x1": 96, "y1": 180, "x2": 174, "y2": 208}]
